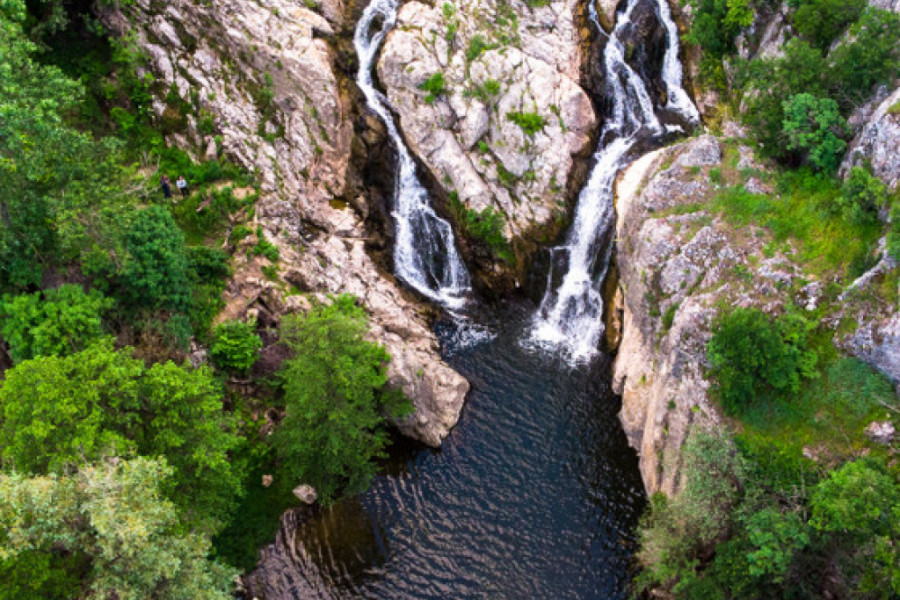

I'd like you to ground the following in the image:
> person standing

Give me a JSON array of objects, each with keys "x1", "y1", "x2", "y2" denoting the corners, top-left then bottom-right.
[
  {"x1": 176, "y1": 175, "x2": 189, "y2": 198},
  {"x1": 161, "y1": 175, "x2": 172, "y2": 199}
]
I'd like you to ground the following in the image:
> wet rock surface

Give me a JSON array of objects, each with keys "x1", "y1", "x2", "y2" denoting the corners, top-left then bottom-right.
[{"x1": 377, "y1": 0, "x2": 596, "y2": 278}]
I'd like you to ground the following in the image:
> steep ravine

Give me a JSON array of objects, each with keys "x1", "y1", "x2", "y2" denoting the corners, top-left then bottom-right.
[{"x1": 100, "y1": 0, "x2": 469, "y2": 447}]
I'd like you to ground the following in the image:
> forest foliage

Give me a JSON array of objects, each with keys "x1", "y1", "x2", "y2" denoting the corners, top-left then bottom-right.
[{"x1": 0, "y1": 1, "x2": 404, "y2": 596}]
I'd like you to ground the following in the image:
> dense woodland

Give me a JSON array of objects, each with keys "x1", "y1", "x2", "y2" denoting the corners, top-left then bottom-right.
[
  {"x1": 634, "y1": 0, "x2": 900, "y2": 597},
  {"x1": 0, "y1": 1, "x2": 407, "y2": 597}
]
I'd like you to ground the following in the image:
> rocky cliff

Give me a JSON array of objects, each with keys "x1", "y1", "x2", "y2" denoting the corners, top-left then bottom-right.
[
  {"x1": 101, "y1": 0, "x2": 468, "y2": 447},
  {"x1": 377, "y1": 0, "x2": 597, "y2": 285},
  {"x1": 612, "y1": 127, "x2": 900, "y2": 496}
]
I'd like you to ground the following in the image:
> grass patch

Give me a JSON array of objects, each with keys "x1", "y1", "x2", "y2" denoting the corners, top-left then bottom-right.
[
  {"x1": 506, "y1": 111, "x2": 545, "y2": 135},
  {"x1": 419, "y1": 72, "x2": 447, "y2": 104},
  {"x1": 736, "y1": 355, "x2": 896, "y2": 466},
  {"x1": 711, "y1": 170, "x2": 882, "y2": 278}
]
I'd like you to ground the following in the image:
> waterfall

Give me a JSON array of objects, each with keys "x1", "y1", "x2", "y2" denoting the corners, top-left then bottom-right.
[
  {"x1": 354, "y1": 0, "x2": 471, "y2": 309},
  {"x1": 529, "y1": 0, "x2": 699, "y2": 361}
]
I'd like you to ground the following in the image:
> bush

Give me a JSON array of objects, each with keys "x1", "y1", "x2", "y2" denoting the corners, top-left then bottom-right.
[
  {"x1": 828, "y1": 8, "x2": 900, "y2": 108},
  {"x1": 118, "y1": 206, "x2": 192, "y2": 313},
  {"x1": 838, "y1": 166, "x2": 888, "y2": 225},
  {"x1": 635, "y1": 429, "x2": 747, "y2": 594},
  {"x1": 0, "y1": 285, "x2": 112, "y2": 363},
  {"x1": 707, "y1": 307, "x2": 818, "y2": 414},
  {"x1": 210, "y1": 320, "x2": 262, "y2": 375},
  {"x1": 793, "y1": 0, "x2": 865, "y2": 50},
  {"x1": 274, "y1": 295, "x2": 409, "y2": 504},
  {"x1": 419, "y1": 72, "x2": 447, "y2": 104},
  {"x1": 506, "y1": 111, "x2": 546, "y2": 135},
  {"x1": 465, "y1": 34, "x2": 495, "y2": 62},
  {"x1": 781, "y1": 93, "x2": 849, "y2": 172}
]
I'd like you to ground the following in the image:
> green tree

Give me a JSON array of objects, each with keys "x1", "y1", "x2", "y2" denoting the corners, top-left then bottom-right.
[
  {"x1": 0, "y1": 341, "x2": 242, "y2": 532},
  {"x1": 210, "y1": 320, "x2": 262, "y2": 375},
  {"x1": 0, "y1": 1, "x2": 134, "y2": 291},
  {"x1": 119, "y1": 205, "x2": 192, "y2": 313},
  {"x1": 707, "y1": 307, "x2": 817, "y2": 414},
  {"x1": 782, "y1": 93, "x2": 848, "y2": 172},
  {"x1": 741, "y1": 39, "x2": 828, "y2": 160},
  {"x1": 809, "y1": 460, "x2": 900, "y2": 597},
  {"x1": 828, "y1": 8, "x2": 900, "y2": 107},
  {"x1": 0, "y1": 457, "x2": 234, "y2": 600},
  {"x1": 0, "y1": 284, "x2": 113, "y2": 363},
  {"x1": 793, "y1": 0, "x2": 865, "y2": 51},
  {"x1": 274, "y1": 295, "x2": 409, "y2": 504},
  {"x1": 635, "y1": 429, "x2": 747, "y2": 594}
]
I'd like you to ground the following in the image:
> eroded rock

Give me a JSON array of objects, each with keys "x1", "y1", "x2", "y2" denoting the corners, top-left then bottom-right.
[{"x1": 102, "y1": 0, "x2": 469, "y2": 447}]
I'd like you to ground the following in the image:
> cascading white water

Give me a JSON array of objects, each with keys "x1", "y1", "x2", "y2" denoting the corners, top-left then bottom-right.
[
  {"x1": 529, "y1": 0, "x2": 699, "y2": 361},
  {"x1": 354, "y1": 0, "x2": 470, "y2": 309}
]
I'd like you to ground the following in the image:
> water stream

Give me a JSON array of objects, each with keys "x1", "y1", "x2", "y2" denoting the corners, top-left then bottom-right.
[
  {"x1": 354, "y1": 0, "x2": 471, "y2": 309},
  {"x1": 529, "y1": 0, "x2": 699, "y2": 362},
  {"x1": 243, "y1": 0, "x2": 700, "y2": 596}
]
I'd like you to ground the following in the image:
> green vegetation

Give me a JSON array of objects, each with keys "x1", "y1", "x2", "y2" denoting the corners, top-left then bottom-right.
[
  {"x1": 0, "y1": 285, "x2": 113, "y2": 363},
  {"x1": 707, "y1": 307, "x2": 817, "y2": 415},
  {"x1": 0, "y1": 341, "x2": 243, "y2": 532},
  {"x1": 506, "y1": 110, "x2": 546, "y2": 135},
  {"x1": 711, "y1": 170, "x2": 883, "y2": 278},
  {"x1": 419, "y1": 72, "x2": 447, "y2": 104},
  {"x1": 0, "y1": 457, "x2": 235, "y2": 600},
  {"x1": 450, "y1": 196, "x2": 514, "y2": 263},
  {"x1": 781, "y1": 93, "x2": 848, "y2": 172},
  {"x1": 0, "y1": 2, "x2": 408, "y2": 595},
  {"x1": 465, "y1": 34, "x2": 496, "y2": 62},
  {"x1": 274, "y1": 295, "x2": 410, "y2": 504},
  {"x1": 210, "y1": 320, "x2": 263, "y2": 375},
  {"x1": 839, "y1": 166, "x2": 889, "y2": 225},
  {"x1": 637, "y1": 427, "x2": 900, "y2": 599}
]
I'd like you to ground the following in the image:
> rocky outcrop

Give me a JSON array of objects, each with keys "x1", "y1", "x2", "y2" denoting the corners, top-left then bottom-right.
[
  {"x1": 101, "y1": 0, "x2": 468, "y2": 446},
  {"x1": 377, "y1": 0, "x2": 596, "y2": 276},
  {"x1": 842, "y1": 86, "x2": 900, "y2": 191},
  {"x1": 612, "y1": 136, "x2": 723, "y2": 496}
]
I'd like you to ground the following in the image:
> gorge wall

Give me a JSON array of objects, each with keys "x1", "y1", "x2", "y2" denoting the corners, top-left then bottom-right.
[{"x1": 101, "y1": 0, "x2": 469, "y2": 446}]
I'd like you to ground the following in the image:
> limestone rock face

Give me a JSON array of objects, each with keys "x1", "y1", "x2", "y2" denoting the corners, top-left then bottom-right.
[
  {"x1": 842, "y1": 86, "x2": 900, "y2": 190},
  {"x1": 102, "y1": 0, "x2": 468, "y2": 446},
  {"x1": 376, "y1": 0, "x2": 595, "y2": 263},
  {"x1": 613, "y1": 137, "x2": 724, "y2": 497}
]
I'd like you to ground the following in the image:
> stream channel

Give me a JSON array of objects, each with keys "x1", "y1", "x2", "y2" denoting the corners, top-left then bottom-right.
[{"x1": 244, "y1": 0, "x2": 700, "y2": 593}]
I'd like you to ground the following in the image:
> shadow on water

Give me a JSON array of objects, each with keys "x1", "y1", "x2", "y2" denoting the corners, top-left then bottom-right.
[{"x1": 245, "y1": 301, "x2": 646, "y2": 599}]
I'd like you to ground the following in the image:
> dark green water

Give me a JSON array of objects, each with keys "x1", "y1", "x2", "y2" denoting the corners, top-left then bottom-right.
[{"x1": 246, "y1": 302, "x2": 646, "y2": 599}]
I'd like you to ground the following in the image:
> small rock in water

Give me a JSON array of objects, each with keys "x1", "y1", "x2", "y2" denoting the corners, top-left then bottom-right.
[
  {"x1": 865, "y1": 421, "x2": 896, "y2": 445},
  {"x1": 292, "y1": 484, "x2": 318, "y2": 504},
  {"x1": 261, "y1": 474, "x2": 273, "y2": 488}
]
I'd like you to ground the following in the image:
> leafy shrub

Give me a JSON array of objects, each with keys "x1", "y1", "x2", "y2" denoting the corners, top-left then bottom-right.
[
  {"x1": 210, "y1": 320, "x2": 262, "y2": 375},
  {"x1": 0, "y1": 285, "x2": 112, "y2": 363},
  {"x1": 838, "y1": 166, "x2": 888, "y2": 225},
  {"x1": 419, "y1": 72, "x2": 447, "y2": 104},
  {"x1": 506, "y1": 111, "x2": 546, "y2": 135},
  {"x1": 635, "y1": 429, "x2": 747, "y2": 593},
  {"x1": 707, "y1": 307, "x2": 818, "y2": 414},
  {"x1": 793, "y1": 0, "x2": 865, "y2": 50},
  {"x1": 119, "y1": 206, "x2": 192, "y2": 313},
  {"x1": 781, "y1": 93, "x2": 849, "y2": 172},
  {"x1": 251, "y1": 227, "x2": 280, "y2": 262},
  {"x1": 465, "y1": 34, "x2": 495, "y2": 62},
  {"x1": 828, "y1": 8, "x2": 900, "y2": 108},
  {"x1": 685, "y1": 0, "x2": 752, "y2": 59},
  {"x1": 274, "y1": 295, "x2": 409, "y2": 504}
]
